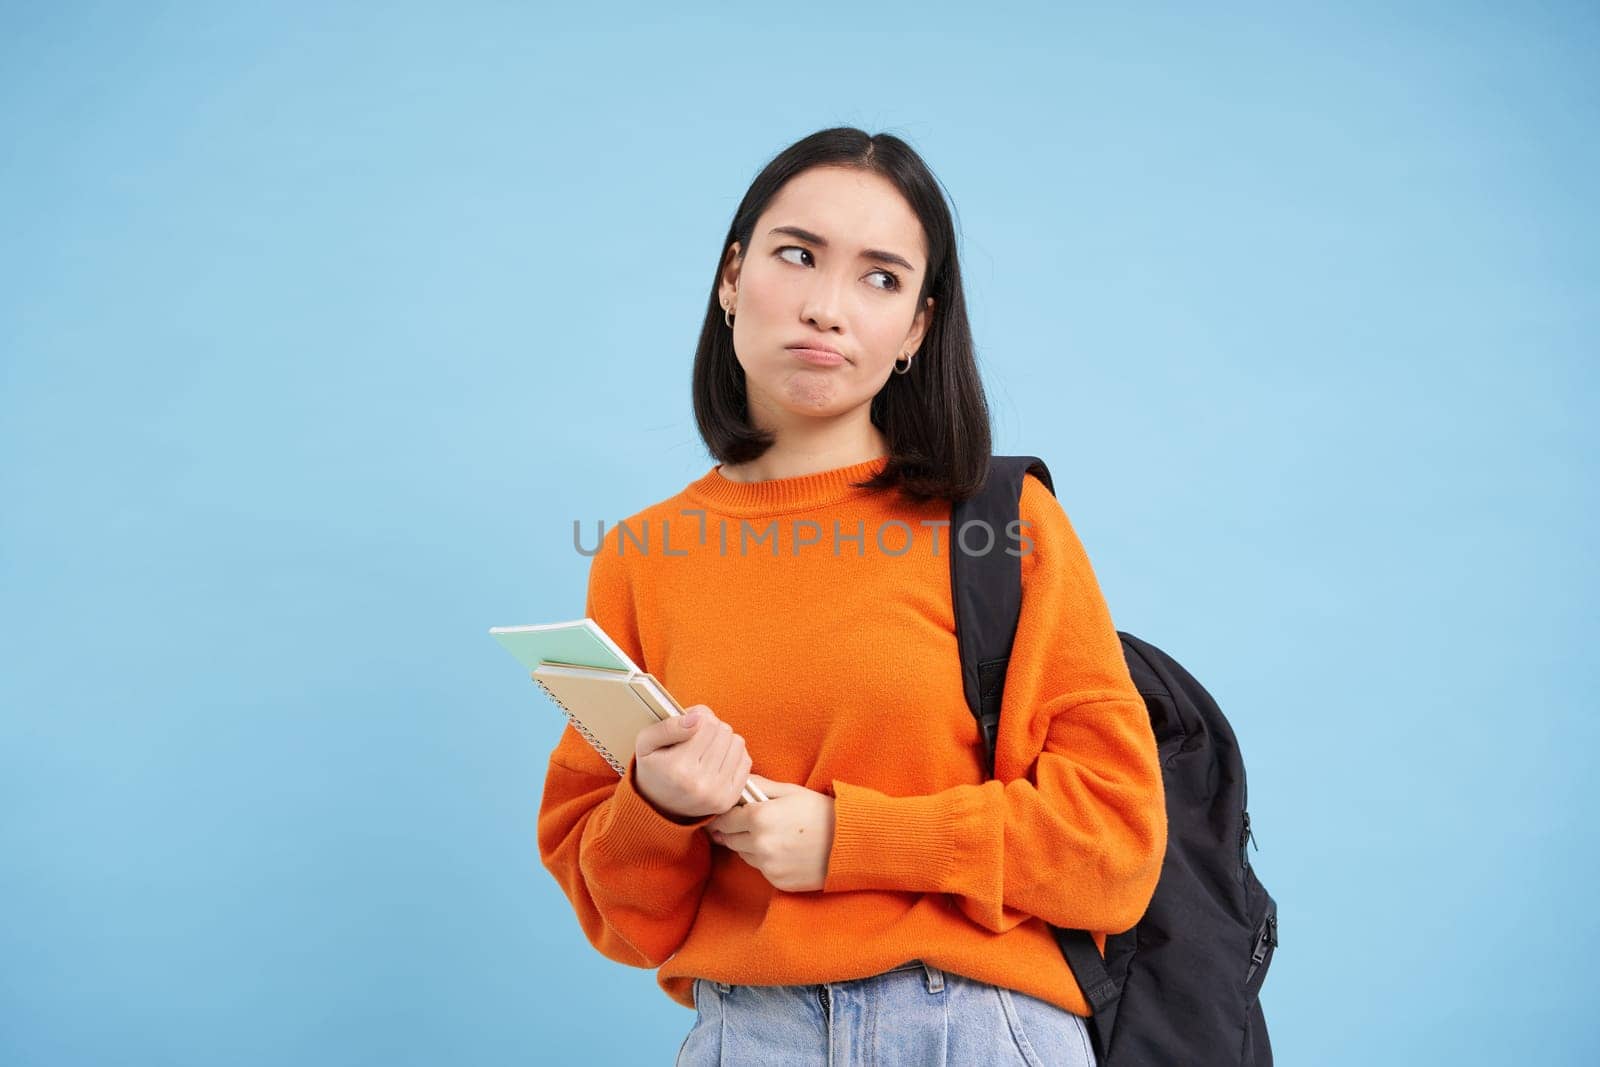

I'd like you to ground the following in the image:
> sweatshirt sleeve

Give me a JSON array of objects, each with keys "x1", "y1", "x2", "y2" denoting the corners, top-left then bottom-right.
[
  {"x1": 535, "y1": 527, "x2": 716, "y2": 967},
  {"x1": 821, "y1": 474, "x2": 1167, "y2": 936}
]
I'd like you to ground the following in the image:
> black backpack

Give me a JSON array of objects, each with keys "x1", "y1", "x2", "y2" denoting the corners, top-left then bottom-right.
[{"x1": 950, "y1": 454, "x2": 1278, "y2": 1066}]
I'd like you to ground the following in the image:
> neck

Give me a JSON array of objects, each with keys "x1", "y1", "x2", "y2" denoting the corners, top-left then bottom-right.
[{"x1": 719, "y1": 415, "x2": 890, "y2": 484}]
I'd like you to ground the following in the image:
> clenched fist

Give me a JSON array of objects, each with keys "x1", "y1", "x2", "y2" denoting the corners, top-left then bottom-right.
[{"x1": 632, "y1": 706, "x2": 753, "y2": 822}]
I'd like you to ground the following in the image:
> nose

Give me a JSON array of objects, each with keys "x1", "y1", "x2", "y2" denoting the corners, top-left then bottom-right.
[{"x1": 799, "y1": 268, "x2": 849, "y2": 334}]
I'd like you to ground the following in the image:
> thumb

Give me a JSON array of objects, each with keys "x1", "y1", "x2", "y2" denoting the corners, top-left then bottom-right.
[
  {"x1": 637, "y1": 708, "x2": 702, "y2": 757},
  {"x1": 748, "y1": 774, "x2": 799, "y2": 797}
]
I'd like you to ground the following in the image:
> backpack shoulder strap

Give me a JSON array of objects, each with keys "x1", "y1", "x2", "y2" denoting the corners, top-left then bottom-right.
[
  {"x1": 949, "y1": 454, "x2": 1122, "y2": 1038},
  {"x1": 949, "y1": 453, "x2": 1052, "y2": 776}
]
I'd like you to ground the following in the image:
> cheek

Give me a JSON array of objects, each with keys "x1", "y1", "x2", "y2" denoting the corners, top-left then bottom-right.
[
  {"x1": 854, "y1": 316, "x2": 905, "y2": 363},
  {"x1": 738, "y1": 266, "x2": 793, "y2": 317}
]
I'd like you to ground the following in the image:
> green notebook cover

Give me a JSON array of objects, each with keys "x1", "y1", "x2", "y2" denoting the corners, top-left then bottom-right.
[{"x1": 488, "y1": 618, "x2": 637, "y2": 674}]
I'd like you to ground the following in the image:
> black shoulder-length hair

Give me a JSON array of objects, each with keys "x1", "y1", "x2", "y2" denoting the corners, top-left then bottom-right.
[{"x1": 690, "y1": 127, "x2": 993, "y2": 505}]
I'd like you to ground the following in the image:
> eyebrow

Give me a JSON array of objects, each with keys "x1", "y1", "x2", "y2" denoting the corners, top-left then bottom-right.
[{"x1": 766, "y1": 225, "x2": 918, "y2": 274}]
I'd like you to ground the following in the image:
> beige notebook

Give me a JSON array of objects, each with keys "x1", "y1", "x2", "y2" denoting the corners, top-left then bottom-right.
[{"x1": 532, "y1": 663, "x2": 768, "y2": 805}]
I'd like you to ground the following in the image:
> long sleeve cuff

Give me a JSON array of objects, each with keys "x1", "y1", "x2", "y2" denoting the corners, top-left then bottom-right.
[
  {"x1": 822, "y1": 778, "x2": 1000, "y2": 894},
  {"x1": 585, "y1": 757, "x2": 716, "y2": 871}
]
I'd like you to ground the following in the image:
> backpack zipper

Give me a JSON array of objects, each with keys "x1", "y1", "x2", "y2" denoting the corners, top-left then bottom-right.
[
  {"x1": 1240, "y1": 810, "x2": 1258, "y2": 869},
  {"x1": 1246, "y1": 913, "x2": 1278, "y2": 983}
]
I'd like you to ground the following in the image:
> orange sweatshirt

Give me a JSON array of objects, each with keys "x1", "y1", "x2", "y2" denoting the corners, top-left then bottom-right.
[{"x1": 535, "y1": 455, "x2": 1167, "y2": 1016}]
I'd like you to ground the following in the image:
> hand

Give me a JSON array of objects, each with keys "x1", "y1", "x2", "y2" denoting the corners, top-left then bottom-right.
[
  {"x1": 632, "y1": 706, "x2": 752, "y2": 822},
  {"x1": 707, "y1": 775, "x2": 835, "y2": 892}
]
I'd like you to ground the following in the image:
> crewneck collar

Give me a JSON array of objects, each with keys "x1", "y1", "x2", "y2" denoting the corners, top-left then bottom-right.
[{"x1": 684, "y1": 455, "x2": 892, "y2": 516}]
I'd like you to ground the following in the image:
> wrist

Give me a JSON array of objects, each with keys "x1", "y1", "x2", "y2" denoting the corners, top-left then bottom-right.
[{"x1": 628, "y1": 760, "x2": 711, "y2": 826}]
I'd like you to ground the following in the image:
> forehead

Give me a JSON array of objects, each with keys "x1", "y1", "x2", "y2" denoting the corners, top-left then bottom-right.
[{"x1": 759, "y1": 166, "x2": 926, "y2": 266}]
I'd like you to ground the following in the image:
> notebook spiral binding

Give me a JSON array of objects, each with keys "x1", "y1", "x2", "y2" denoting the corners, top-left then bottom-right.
[{"x1": 534, "y1": 676, "x2": 627, "y2": 775}]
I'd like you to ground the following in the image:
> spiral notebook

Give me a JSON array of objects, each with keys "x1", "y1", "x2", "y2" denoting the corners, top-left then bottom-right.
[{"x1": 491, "y1": 618, "x2": 767, "y2": 805}]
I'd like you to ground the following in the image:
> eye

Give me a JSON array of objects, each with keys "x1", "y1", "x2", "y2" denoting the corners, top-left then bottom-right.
[
  {"x1": 776, "y1": 245, "x2": 813, "y2": 267},
  {"x1": 776, "y1": 246, "x2": 901, "y2": 293}
]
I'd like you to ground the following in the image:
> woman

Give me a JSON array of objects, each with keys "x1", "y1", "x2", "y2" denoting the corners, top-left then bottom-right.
[{"x1": 536, "y1": 127, "x2": 1167, "y2": 1066}]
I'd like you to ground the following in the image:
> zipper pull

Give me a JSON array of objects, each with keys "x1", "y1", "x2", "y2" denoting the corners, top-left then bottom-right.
[
  {"x1": 1246, "y1": 914, "x2": 1276, "y2": 982},
  {"x1": 1244, "y1": 811, "x2": 1258, "y2": 851}
]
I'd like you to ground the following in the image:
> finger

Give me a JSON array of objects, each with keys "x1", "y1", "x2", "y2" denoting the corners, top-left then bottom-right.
[
  {"x1": 712, "y1": 829, "x2": 754, "y2": 853},
  {"x1": 712, "y1": 804, "x2": 751, "y2": 834},
  {"x1": 727, "y1": 750, "x2": 753, "y2": 797},
  {"x1": 635, "y1": 709, "x2": 704, "y2": 757},
  {"x1": 714, "y1": 730, "x2": 749, "y2": 783},
  {"x1": 680, "y1": 711, "x2": 725, "y2": 760},
  {"x1": 747, "y1": 774, "x2": 796, "y2": 796},
  {"x1": 698, "y1": 720, "x2": 735, "y2": 772},
  {"x1": 726, "y1": 843, "x2": 760, "y2": 870}
]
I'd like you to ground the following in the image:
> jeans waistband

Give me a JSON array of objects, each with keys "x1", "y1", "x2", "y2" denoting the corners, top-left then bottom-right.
[
  {"x1": 884, "y1": 959, "x2": 928, "y2": 974},
  {"x1": 712, "y1": 960, "x2": 945, "y2": 995}
]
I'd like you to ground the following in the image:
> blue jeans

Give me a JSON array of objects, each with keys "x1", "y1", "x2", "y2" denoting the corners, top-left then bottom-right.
[{"x1": 675, "y1": 960, "x2": 1096, "y2": 1066}]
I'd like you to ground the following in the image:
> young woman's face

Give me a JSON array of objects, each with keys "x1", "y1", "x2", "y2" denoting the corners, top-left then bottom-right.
[{"x1": 718, "y1": 165, "x2": 934, "y2": 427}]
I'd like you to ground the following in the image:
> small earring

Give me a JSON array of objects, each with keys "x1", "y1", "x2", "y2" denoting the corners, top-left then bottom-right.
[
  {"x1": 724, "y1": 304, "x2": 735, "y2": 328},
  {"x1": 893, "y1": 352, "x2": 913, "y2": 375}
]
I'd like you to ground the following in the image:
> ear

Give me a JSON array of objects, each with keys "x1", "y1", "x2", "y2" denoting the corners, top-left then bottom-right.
[
  {"x1": 717, "y1": 241, "x2": 743, "y2": 311},
  {"x1": 903, "y1": 295, "x2": 935, "y2": 357}
]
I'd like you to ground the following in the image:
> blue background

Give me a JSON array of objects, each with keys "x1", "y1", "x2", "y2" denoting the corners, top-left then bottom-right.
[{"x1": 3, "y1": 3, "x2": 1594, "y2": 1064}]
